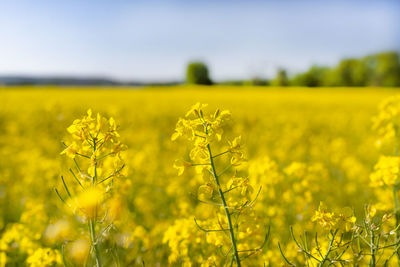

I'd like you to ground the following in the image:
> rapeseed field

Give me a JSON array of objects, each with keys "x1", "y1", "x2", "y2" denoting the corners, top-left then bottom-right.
[{"x1": 1, "y1": 86, "x2": 400, "y2": 266}]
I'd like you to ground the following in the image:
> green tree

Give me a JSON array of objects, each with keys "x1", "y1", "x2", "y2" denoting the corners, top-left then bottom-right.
[
  {"x1": 273, "y1": 69, "x2": 289, "y2": 86},
  {"x1": 364, "y1": 52, "x2": 400, "y2": 87},
  {"x1": 186, "y1": 62, "x2": 212, "y2": 85},
  {"x1": 291, "y1": 66, "x2": 330, "y2": 87},
  {"x1": 243, "y1": 77, "x2": 269, "y2": 86},
  {"x1": 288, "y1": 51, "x2": 400, "y2": 88},
  {"x1": 331, "y1": 58, "x2": 367, "y2": 86}
]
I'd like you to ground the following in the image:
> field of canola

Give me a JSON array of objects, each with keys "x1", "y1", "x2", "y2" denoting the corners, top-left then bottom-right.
[{"x1": 1, "y1": 86, "x2": 400, "y2": 266}]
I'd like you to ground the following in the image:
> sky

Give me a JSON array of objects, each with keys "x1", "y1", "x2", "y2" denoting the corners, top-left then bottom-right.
[{"x1": 0, "y1": 0, "x2": 399, "y2": 82}]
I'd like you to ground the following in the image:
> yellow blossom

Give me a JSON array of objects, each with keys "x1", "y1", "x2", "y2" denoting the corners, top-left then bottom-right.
[
  {"x1": 312, "y1": 202, "x2": 338, "y2": 230},
  {"x1": 68, "y1": 239, "x2": 90, "y2": 265},
  {"x1": 198, "y1": 183, "x2": 214, "y2": 200},
  {"x1": 370, "y1": 156, "x2": 400, "y2": 187},
  {"x1": 174, "y1": 159, "x2": 192, "y2": 176}
]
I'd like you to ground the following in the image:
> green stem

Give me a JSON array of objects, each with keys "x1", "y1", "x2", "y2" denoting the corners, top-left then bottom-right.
[
  {"x1": 212, "y1": 150, "x2": 230, "y2": 158},
  {"x1": 370, "y1": 228, "x2": 376, "y2": 267},
  {"x1": 89, "y1": 218, "x2": 102, "y2": 267},
  {"x1": 93, "y1": 139, "x2": 98, "y2": 184},
  {"x1": 319, "y1": 230, "x2": 337, "y2": 266},
  {"x1": 207, "y1": 142, "x2": 241, "y2": 267},
  {"x1": 90, "y1": 138, "x2": 102, "y2": 267}
]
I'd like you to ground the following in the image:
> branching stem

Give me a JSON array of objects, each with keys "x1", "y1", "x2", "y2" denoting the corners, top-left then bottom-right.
[
  {"x1": 206, "y1": 135, "x2": 241, "y2": 267},
  {"x1": 90, "y1": 138, "x2": 102, "y2": 267},
  {"x1": 319, "y1": 230, "x2": 338, "y2": 266},
  {"x1": 370, "y1": 228, "x2": 376, "y2": 267}
]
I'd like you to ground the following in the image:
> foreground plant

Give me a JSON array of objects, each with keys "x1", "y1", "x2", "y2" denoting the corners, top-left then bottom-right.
[
  {"x1": 279, "y1": 202, "x2": 356, "y2": 266},
  {"x1": 277, "y1": 96, "x2": 400, "y2": 266},
  {"x1": 279, "y1": 203, "x2": 400, "y2": 266},
  {"x1": 171, "y1": 103, "x2": 268, "y2": 266},
  {"x1": 371, "y1": 96, "x2": 400, "y2": 265},
  {"x1": 56, "y1": 109, "x2": 126, "y2": 266}
]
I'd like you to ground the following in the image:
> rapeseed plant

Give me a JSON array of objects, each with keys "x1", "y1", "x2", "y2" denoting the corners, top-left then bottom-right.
[
  {"x1": 279, "y1": 202, "x2": 357, "y2": 266},
  {"x1": 279, "y1": 95, "x2": 400, "y2": 266},
  {"x1": 371, "y1": 96, "x2": 400, "y2": 265},
  {"x1": 56, "y1": 109, "x2": 126, "y2": 266},
  {"x1": 171, "y1": 103, "x2": 268, "y2": 266}
]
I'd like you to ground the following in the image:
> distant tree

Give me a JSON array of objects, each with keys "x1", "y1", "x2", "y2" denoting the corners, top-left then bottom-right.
[
  {"x1": 330, "y1": 58, "x2": 367, "y2": 86},
  {"x1": 273, "y1": 69, "x2": 289, "y2": 86},
  {"x1": 364, "y1": 52, "x2": 400, "y2": 87},
  {"x1": 244, "y1": 77, "x2": 270, "y2": 86},
  {"x1": 291, "y1": 66, "x2": 330, "y2": 87},
  {"x1": 186, "y1": 62, "x2": 212, "y2": 85},
  {"x1": 287, "y1": 51, "x2": 400, "y2": 88}
]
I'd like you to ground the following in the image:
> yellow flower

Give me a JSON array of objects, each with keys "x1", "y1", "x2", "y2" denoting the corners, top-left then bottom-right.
[
  {"x1": 43, "y1": 220, "x2": 72, "y2": 244},
  {"x1": 185, "y1": 102, "x2": 208, "y2": 118},
  {"x1": 367, "y1": 205, "x2": 377, "y2": 218},
  {"x1": 230, "y1": 152, "x2": 244, "y2": 166},
  {"x1": 111, "y1": 142, "x2": 127, "y2": 154},
  {"x1": 189, "y1": 138, "x2": 209, "y2": 162},
  {"x1": 69, "y1": 188, "x2": 103, "y2": 219},
  {"x1": 171, "y1": 118, "x2": 200, "y2": 141},
  {"x1": 174, "y1": 159, "x2": 192, "y2": 176},
  {"x1": 372, "y1": 96, "x2": 400, "y2": 145},
  {"x1": 68, "y1": 239, "x2": 90, "y2": 265},
  {"x1": 312, "y1": 203, "x2": 356, "y2": 232},
  {"x1": 227, "y1": 177, "x2": 254, "y2": 199},
  {"x1": 312, "y1": 202, "x2": 338, "y2": 230},
  {"x1": 26, "y1": 248, "x2": 62, "y2": 267},
  {"x1": 206, "y1": 231, "x2": 224, "y2": 247},
  {"x1": 107, "y1": 195, "x2": 124, "y2": 222},
  {"x1": 336, "y1": 207, "x2": 356, "y2": 232},
  {"x1": 228, "y1": 136, "x2": 242, "y2": 152},
  {"x1": 60, "y1": 142, "x2": 79, "y2": 158},
  {"x1": 370, "y1": 156, "x2": 400, "y2": 187},
  {"x1": 0, "y1": 252, "x2": 6, "y2": 267},
  {"x1": 198, "y1": 183, "x2": 214, "y2": 200}
]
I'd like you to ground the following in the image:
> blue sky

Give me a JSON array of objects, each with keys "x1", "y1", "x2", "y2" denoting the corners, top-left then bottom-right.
[{"x1": 0, "y1": 0, "x2": 399, "y2": 81}]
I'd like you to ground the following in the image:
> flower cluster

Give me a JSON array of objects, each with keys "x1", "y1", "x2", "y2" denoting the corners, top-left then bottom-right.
[
  {"x1": 172, "y1": 103, "x2": 243, "y2": 168},
  {"x1": 26, "y1": 248, "x2": 62, "y2": 267},
  {"x1": 370, "y1": 156, "x2": 400, "y2": 187},
  {"x1": 372, "y1": 95, "x2": 400, "y2": 147},
  {"x1": 61, "y1": 109, "x2": 126, "y2": 181},
  {"x1": 311, "y1": 202, "x2": 356, "y2": 232},
  {"x1": 171, "y1": 103, "x2": 266, "y2": 266},
  {"x1": 57, "y1": 109, "x2": 127, "y2": 266}
]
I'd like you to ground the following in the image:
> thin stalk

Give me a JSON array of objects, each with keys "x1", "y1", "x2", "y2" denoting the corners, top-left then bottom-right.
[
  {"x1": 89, "y1": 218, "x2": 101, "y2": 267},
  {"x1": 290, "y1": 226, "x2": 321, "y2": 263},
  {"x1": 206, "y1": 142, "x2": 241, "y2": 267},
  {"x1": 319, "y1": 230, "x2": 337, "y2": 266},
  {"x1": 89, "y1": 138, "x2": 102, "y2": 267},
  {"x1": 93, "y1": 139, "x2": 98, "y2": 184},
  {"x1": 111, "y1": 246, "x2": 121, "y2": 267},
  {"x1": 212, "y1": 150, "x2": 230, "y2": 158},
  {"x1": 61, "y1": 244, "x2": 69, "y2": 267},
  {"x1": 370, "y1": 228, "x2": 376, "y2": 267},
  {"x1": 278, "y1": 242, "x2": 296, "y2": 266}
]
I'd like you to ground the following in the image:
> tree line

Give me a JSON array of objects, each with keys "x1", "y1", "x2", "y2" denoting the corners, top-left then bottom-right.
[{"x1": 187, "y1": 51, "x2": 400, "y2": 87}]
